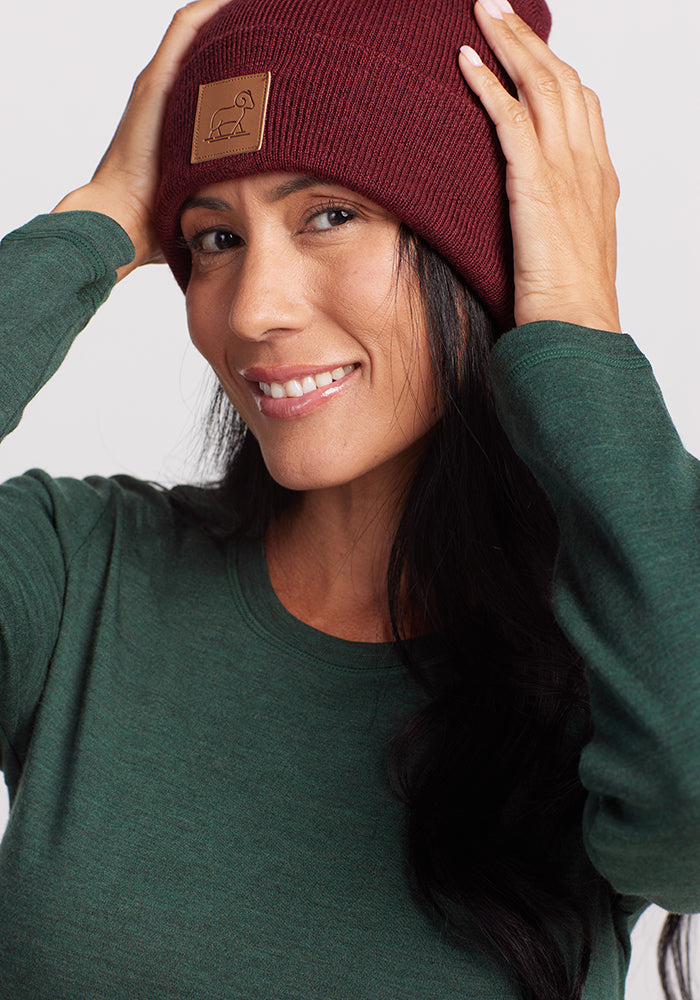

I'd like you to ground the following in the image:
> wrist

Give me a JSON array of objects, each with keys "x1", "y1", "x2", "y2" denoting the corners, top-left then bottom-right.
[
  {"x1": 514, "y1": 299, "x2": 622, "y2": 335},
  {"x1": 52, "y1": 185, "x2": 158, "y2": 282}
]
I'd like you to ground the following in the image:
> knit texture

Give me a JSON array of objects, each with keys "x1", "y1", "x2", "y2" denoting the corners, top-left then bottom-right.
[{"x1": 155, "y1": 0, "x2": 551, "y2": 331}]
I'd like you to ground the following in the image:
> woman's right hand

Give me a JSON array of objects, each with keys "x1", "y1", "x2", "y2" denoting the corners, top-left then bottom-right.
[{"x1": 52, "y1": 0, "x2": 231, "y2": 281}]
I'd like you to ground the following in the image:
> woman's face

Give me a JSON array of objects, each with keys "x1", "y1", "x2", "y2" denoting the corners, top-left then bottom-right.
[{"x1": 181, "y1": 172, "x2": 437, "y2": 493}]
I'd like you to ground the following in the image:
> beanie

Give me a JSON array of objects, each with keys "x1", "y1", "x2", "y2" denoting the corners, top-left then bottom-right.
[{"x1": 155, "y1": 0, "x2": 552, "y2": 331}]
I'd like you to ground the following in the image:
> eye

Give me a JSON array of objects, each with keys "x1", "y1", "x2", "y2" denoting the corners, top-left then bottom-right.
[
  {"x1": 185, "y1": 228, "x2": 240, "y2": 254},
  {"x1": 306, "y1": 204, "x2": 357, "y2": 232}
]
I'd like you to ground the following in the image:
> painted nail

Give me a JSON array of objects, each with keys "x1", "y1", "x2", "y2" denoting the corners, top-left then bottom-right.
[
  {"x1": 478, "y1": 0, "x2": 513, "y2": 19},
  {"x1": 460, "y1": 45, "x2": 483, "y2": 67}
]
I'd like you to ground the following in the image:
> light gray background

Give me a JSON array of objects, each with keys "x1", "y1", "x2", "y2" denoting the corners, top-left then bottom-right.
[{"x1": 1, "y1": 2, "x2": 699, "y2": 996}]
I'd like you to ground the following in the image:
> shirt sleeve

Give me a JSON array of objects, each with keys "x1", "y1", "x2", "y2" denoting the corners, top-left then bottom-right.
[
  {"x1": 490, "y1": 321, "x2": 700, "y2": 914},
  {"x1": 0, "y1": 211, "x2": 134, "y2": 439},
  {"x1": 0, "y1": 212, "x2": 134, "y2": 784}
]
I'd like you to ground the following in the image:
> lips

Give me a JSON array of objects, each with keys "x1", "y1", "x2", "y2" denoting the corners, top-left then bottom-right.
[{"x1": 241, "y1": 363, "x2": 359, "y2": 419}]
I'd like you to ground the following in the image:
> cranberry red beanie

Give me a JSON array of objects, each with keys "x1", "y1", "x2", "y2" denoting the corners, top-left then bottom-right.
[{"x1": 155, "y1": 0, "x2": 552, "y2": 331}]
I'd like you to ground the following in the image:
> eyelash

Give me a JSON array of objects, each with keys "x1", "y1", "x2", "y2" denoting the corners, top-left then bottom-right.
[
  {"x1": 302, "y1": 199, "x2": 358, "y2": 231},
  {"x1": 181, "y1": 201, "x2": 359, "y2": 256}
]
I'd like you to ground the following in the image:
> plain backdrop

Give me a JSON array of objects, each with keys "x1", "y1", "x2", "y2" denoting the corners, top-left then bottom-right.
[{"x1": 1, "y1": 1, "x2": 699, "y2": 996}]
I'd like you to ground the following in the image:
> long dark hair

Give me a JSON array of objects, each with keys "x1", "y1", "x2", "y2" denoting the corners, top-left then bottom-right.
[{"x1": 171, "y1": 225, "x2": 691, "y2": 999}]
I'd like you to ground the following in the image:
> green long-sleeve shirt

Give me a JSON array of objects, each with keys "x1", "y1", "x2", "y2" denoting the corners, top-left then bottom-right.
[{"x1": 0, "y1": 213, "x2": 699, "y2": 999}]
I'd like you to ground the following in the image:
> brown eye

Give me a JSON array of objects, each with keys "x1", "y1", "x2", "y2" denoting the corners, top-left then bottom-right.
[
  {"x1": 195, "y1": 229, "x2": 240, "y2": 253},
  {"x1": 310, "y1": 207, "x2": 355, "y2": 231}
]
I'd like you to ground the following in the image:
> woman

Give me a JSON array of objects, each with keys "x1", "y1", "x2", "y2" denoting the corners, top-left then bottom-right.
[{"x1": 0, "y1": 0, "x2": 698, "y2": 997}]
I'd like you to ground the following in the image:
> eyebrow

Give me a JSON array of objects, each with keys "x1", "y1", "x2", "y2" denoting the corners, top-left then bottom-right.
[
  {"x1": 178, "y1": 175, "x2": 330, "y2": 219},
  {"x1": 265, "y1": 174, "x2": 327, "y2": 202},
  {"x1": 179, "y1": 196, "x2": 232, "y2": 218}
]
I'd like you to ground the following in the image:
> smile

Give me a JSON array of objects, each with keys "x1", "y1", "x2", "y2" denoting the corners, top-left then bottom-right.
[
  {"x1": 242, "y1": 362, "x2": 360, "y2": 419},
  {"x1": 259, "y1": 365, "x2": 356, "y2": 399}
]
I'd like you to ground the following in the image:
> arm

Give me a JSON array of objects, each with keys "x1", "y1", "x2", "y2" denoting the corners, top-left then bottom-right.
[
  {"x1": 0, "y1": 211, "x2": 132, "y2": 784},
  {"x1": 0, "y1": 0, "x2": 230, "y2": 778},
  {"x1": 2, "y1": 0, "x2": 232, "y2": 439},
  {"x1": 0, "y1": 213, "x2": 133, "y2": 442},
  {"x1": 491, "y1": 321, "x2": 700, "y2": 912},
  {"x1": 461, "y1": 3, "x2": 700, "y2": 909}
]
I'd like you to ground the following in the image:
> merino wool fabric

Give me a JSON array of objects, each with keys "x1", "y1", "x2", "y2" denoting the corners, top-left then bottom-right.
[{"x1": 155, "y1": 0, "x2": 551, "y2": 331}]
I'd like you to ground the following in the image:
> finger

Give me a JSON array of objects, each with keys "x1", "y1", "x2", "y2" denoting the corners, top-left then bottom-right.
[
  {"x1": 458, "y1": 46, "x2": 542, "y2": 176},
  {"x1": 476, "y1": 0, "x2": 562, "y2": 76},
  {"x1": 106, "y1": 0, "x2": 233, "y2": 166},
  {"x1": 473, "y1": 3, "x2": 573, "y2": 157},
  {"x1": 582, "y1": 87, "x2": 620, "y2": 282},
  {"x1": 583, "y1": 87, "x2": 621, "y2": 203},
  {"x1": 147, "y1": 0, "x2": 232, "y2": 86},
  {"x1": 474, "y1": 2, "x2": 596, "y2": 166}
]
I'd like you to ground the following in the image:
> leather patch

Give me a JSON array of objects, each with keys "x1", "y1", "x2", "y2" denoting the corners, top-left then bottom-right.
[{"x1": 191, "y1": 72, "x2": 271, "y2": 164}]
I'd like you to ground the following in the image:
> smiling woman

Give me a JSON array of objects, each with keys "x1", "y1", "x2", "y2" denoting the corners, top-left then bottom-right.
[
  {"x1": 1, "y1": 0, "x2": 700, "y2": 999},
  {"x1": 181, "y1": 174, "x2": 435, "y2": 503}
]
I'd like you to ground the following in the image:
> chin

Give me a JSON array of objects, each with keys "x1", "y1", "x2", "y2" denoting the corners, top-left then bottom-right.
[
  {"x1": 258, "y1": 436, "x2": 386, "y2": 493},
  {"x1": 262, "y1": 454, "x2": 359, "y2": 493},
  {"x1": 256, "y1": 434, "x2": 428, "y2": 495}
]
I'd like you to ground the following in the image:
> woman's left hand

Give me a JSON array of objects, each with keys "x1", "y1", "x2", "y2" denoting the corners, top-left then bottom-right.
[{"x1": 458, "y1": 0, "x2": 622, "y2": 333}]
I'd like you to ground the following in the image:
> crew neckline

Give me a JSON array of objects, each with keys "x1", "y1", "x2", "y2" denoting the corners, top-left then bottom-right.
[{"x1": 227, "y1": 534, "x2": 445, "y2": 671}]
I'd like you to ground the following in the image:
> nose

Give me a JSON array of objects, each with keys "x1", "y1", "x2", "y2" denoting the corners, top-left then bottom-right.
[{"x1": 227, "y1": 241, "x2": 311, "y2": 343}]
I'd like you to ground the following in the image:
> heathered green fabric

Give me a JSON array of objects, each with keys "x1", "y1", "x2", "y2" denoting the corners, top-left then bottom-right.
[{"x1": 0, "y1": 213, "x2": 698, "y2": 998}]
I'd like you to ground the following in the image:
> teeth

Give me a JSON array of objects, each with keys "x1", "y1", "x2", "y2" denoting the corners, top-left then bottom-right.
[
  {"x1": 284, "y1": 379, "x2": 304, "y2": 397},
  {"x1": 259, "y1": 365, "x2": 355, "y2": 399}
]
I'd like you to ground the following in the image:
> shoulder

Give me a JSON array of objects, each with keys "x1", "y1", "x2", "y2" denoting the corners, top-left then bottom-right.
[{"x1": 1, "y1": 469, "x2": 219, "y2": 564}]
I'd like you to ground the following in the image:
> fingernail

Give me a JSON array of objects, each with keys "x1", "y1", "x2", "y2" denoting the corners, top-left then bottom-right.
[
  {"x1": 478, "y1": 0, "x2": 513, "y2": 19},
  {"x1": 460, "y1": 45, "x2": 483, "y2": 67}
]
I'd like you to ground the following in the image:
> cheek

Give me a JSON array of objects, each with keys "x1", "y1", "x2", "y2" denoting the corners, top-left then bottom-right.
[
  {"x1": 318, "y1": 252, "x2": 402, "y2": 350},
  {"x1": 356, "y1": 266, "x2": 433, "y2": 403},
  {"x1": 324, "y1": 249, "x2": 435, "y2": 413},
  {"x1": 185, "y1": 285, "x2": 226, "y2": 366}
]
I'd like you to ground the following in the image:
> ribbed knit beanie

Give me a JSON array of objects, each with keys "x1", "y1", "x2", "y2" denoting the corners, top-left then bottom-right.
[{"x1": 155, "y1": 0, "x2": 552, "y2": 331}]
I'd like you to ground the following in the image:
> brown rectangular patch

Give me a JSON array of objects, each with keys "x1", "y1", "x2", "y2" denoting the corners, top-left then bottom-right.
[{"x1": 191, "y1": 72, "x2": 271, "y2": 164}]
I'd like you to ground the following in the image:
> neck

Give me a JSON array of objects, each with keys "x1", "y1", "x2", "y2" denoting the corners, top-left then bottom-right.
[{"x1": 266, "y1": 466, "x2": 414, "y2": 643}]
